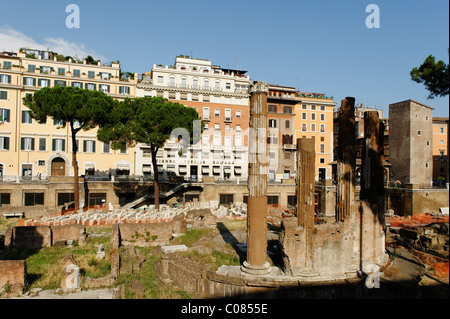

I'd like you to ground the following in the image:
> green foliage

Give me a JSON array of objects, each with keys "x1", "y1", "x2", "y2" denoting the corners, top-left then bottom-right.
[
  {"x1": 175, "y1": 228, "x2": 209, "y2": 247},
  {"x1": 23, "y1": 86, "x2": 115, "y2": 149},
  {"x1": 97, "y1": 96, "x2": 203, "y2": 156},
  {"x1": 410, "y1": 51, "x2": 449, "y2": 99}
]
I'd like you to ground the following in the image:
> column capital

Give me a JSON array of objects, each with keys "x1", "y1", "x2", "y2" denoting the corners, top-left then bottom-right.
[{"x1": 249, "y1": 81, "x2": 269, "y2": 94}]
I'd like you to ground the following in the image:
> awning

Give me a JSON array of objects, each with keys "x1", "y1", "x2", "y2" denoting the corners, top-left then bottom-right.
[
  {"x1": 142, "y1": 165, "x2": 152, "y2": 172},
  {"x1": 179, "y1": 166, "x2": 187, "y2": 173},
  {"x1": 85, "y1": 163, "x2": 95, "y2": 170},
  {"x1": 116, "y1": 164, "x2": 130, "y2": 170},
  {"x1": 224, "y1": 168, "x2": 232, "y2": 174},
  {"x1": 234, "y1": 167, "x2": 242, "y2": 174},
  {"x1": 202, "y1": 167, "x2": 210, "y2": 173},
  {"x1": 213, "y1": 167, "x2": 221, "y2": 174}
]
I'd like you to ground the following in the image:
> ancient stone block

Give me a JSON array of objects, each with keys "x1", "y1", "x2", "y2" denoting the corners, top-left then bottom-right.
[{"x1": 60, "y1": 254, "x2": 80, "y2": 293}]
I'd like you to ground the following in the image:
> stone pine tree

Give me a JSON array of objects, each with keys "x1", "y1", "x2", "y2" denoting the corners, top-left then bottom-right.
[
  {"x1": 410, "y1": 50, "x2": 449, "y2": 99},
  {"x1": 97, "y1": 96, "x2": 203, "y2": 210},
  {"x1": 23, "y1": 86, "x2": 115, "y2": 211}
]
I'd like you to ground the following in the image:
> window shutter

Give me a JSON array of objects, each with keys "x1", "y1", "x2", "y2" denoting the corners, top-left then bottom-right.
[
  {"x1": 83, "y1": 140, "x2": 87, "y2": 152},
  {"x1": 52, "y1": 139, "x2": 56, "y2": 151},
  {"x1": 5, "y1": 109, "x2": 10, "y2": 122},
  {"x1": 4, "y1": 137, "x2": 9, "y2": 150},
  {"x1": 62, "y1": 139, "x2": 65, "y2": 151},
  {"x1": 92, "y1": 141, "x2": 96, "y2": 153},
  {"x1": 31, "y1": 138, "x2": 35, "y2": 151},
  {"x1": 21, "y1": 138, "x2": 24, "y2": 150}
]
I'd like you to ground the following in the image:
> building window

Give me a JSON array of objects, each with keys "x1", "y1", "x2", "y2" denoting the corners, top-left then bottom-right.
[
  {"x1": 235, "y1": 135, "x2": 242, "y2": 146},
  {"x1": 226, "y1": 82, "x2": 231, "y2": 90},
  {"x1": 83, "y1": 140, "x2": 96, "y2": 153},
  {"x1": 88, "y1": 71, "x2": 95, "y2": 79},
  {"x1": 24, "y1": 193, "x2": 44, "y2": 206},
  {"x1": 269, "y1": 119, "x2": 277, "y2": 128},
  {"x1": 103, "y1": 142, "x2": 111, "y2": 153},
  {"x1": 0, "y1": 193, "x2": 11, "y2": 207},
  {"x1": 214, "y1": 123, "x2": 220, "y2": 131},
  {"x1": 302, "y1": 112, "x2": 307, "y2": 120},
  {"x1": 99, "y1": 84, "x2": 110, "y2": 93},
  {"x1": 220, "y1": 194, "x2": 234, "y2": 205},
  {"x1": 320, "y1": 124, "x2": 325, "y2": 132},
  {"x1": 225, "y1": 124, "x2": 230, "y2": 132},
  {"x1": 320, "y1": 105, "x2": 326, "y2": 111},
  {"x1": 38, "y1": 138, "x2": 47, "y2": 151},
  {"x1": 89, "y1": 193, "x2": 106, "y2": 206},
  {"x1": 54, "y1": 80, "x2": 67, "y2": 87},
  {"x1": 236, "y1": 124, "x2": 241, "y2": 132},
  {"x1": 192, "y1": 78, "x2": 199, "y2": 89},
  {"x1": 203, "y1": 107, "x2": 210, "y2": 120},
  {"x1": 28, "y1": 65, "x2": 36, "y2": 73},
  {"x1": 0, "y1": 91, "x2": 8, "y2": 100},
  {"x1": 21, "y1": 111, "x2": 33, "y2": 124},
  {"x1": 311, "y1": 113, "x2": 316, "y2": 121},
  {"x1": 311, "y1": 124, "x2": 316, "y2": 132},
  {"x1": 73, "y1": 69, "x2": 81, "y2": 77},
  {"x1": 72, "y1": 82, "x2": 83, "y2": 88},
  {"x1": 0, "y1": 108, "x2": 10, "y2": 122},
  {"x1": 284, "y1": 106, "x2": 292, "y2": 114},
  {"x1": 417, "y1": 130, "x2": 422, "y2": 136},
  {"x1": 320, "y1": 113, "x2": 325, "y2": 121},
  {"x1": 0, "y1": 74, "x2": 11, "y2": 84},
  {"x1": 204, "y1": 123, "x2": 209, "y2": 131},
  {"x1": 85, "y1": 83, "x2": 96, "y2": 91},
  {"x1": 302, "y1": 123, "x2": 307, "y2": 131},
  {"x1": 268, "y1": 133, "x2": 278, "y2": 144},
  {"x1": 269, "y1": 105, "x2": 277, "y2": 112},
  {"x1": 214, "y1": 81, "x2": 220, "y2": 91},
  {"x1": 38, "y1": 79, "x2": 50, "y2": 88},
  {"x1": 302, "y1": 104, "x2": 307, "y2": 110},
  {"x1": 225, "y1": 109, "x2": 231, "y2": 122},
  {"x1": 214, "y1": 109, "x2": 220, "y2": 117},
  {"x1": 0, "y1": 136, "x2": 9, "y2": 150},
  {"x1": 203, "y1": 80, "x2": 210, "y2": 90},
  {"x1": 320, "y1": 144, "x2": 325, "y2": 153},
  {"x1": 2, "y1": 61, "x2": 11, "y2": 70},
  {"x1": 52, "y1": 138, "x2": 65, "y2": 152},
  {"x1": 57, "y1": 68, "x2": 65, "y2": 76},
  {"x1": 119, "y1": 86, "x2": 130, "y2": 95},
  {"x1": 311, "y1": 105, "x2": 316, "y2": 110},
  {"x1": 21, "y1": 137, "x2": 35, "y2": 151},
  {"x1": 236, "y1": 110, "x2": 241, "y2": 118},
  {"x1": 268, "y1": 196, "x2": 279, "y2": 205},
  {"x1": 320, "y1": 158, "x2": 325, "y2": 164}
]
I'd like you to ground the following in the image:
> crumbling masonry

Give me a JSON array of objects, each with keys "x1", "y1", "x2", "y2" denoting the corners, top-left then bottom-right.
[{"x1": 280, "y1": 97, "x2": 387, "y2": 280}]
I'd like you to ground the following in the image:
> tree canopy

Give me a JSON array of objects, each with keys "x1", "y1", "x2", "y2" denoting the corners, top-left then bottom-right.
[
  {"x1": 97, "y1": 96, "x2": 203, "y2": 209},
  {"x1": 23, "y1": 86, "x2": 115, "y2": 211},
  {"x1": 410, "y1": 51, "x2": 449, "y2": 99}
]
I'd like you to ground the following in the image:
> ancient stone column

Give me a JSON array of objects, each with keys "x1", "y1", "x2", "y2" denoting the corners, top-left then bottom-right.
[
  {"x1": 336, "y1": 97, "x2": 356, "y2": 222},
  {"x1": 360, "y1": 111, "x2": 385, "y2": 204},
  {"x1": 242, "y1": 81, "x2": 271, "y2": 275},
  {"x1": 359, "y1": 111, "x2": 387, "y2": 270},
  {"x1": 296, "y1": 137, "x2": 316, "y2": 271}
]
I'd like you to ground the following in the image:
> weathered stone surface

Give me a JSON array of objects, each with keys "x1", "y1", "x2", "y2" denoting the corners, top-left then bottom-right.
[
  {"x1": 0, "y1": 260, "x2": 27, "y2": 295},
  {"x1": 60, "y1": 254, "x2": 80, "y2": 293},
  {"x1": 161, "y1": 245, "x2": 188, "y2": 254}
]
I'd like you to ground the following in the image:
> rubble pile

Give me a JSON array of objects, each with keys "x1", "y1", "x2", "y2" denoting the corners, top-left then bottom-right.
[{"x1": 19, "y1": 203, "x2": 247, "y2": 227}]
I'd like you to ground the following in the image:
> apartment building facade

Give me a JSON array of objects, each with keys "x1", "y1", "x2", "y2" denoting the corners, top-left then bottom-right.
[
  {"x1": 0, "y1": 49, "x2": 137, "y2": 209},
  {"x1": 432, "y1": 117, "x2": 449, "y2": 182},
  {"x1": 294, "y1": 93, "x2": 336, "y2": 181},
  {"x1": 266, "y1": 85, "x2": 297, "y2": 181},
  {"x1": 135, "y1": 56, "x2": 250, "y2": 182}
]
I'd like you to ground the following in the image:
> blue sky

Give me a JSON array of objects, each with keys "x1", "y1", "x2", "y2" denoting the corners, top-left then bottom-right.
[{"x1": 1, "y1": 0, "x2": 448, "y2": 117}]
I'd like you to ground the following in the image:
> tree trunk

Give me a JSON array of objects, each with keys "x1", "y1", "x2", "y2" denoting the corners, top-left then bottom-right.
[
  {"x1": 70, "y1": 122, "x2": 81, "y2": 212},
  {"x1": 151, "y1": 145, "x2": 159, "y2": 210}
]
